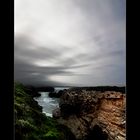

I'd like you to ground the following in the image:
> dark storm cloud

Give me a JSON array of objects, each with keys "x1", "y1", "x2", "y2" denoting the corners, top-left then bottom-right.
[
  {"x1": 15, "y1": 0, "x2": 126, "y2": 86},
  {"x1": 14, "y1": 36, "x2": 91, "y2": 86},
  {"x1": 15, "y1": 36, "x2": 62, "y2": 61}
]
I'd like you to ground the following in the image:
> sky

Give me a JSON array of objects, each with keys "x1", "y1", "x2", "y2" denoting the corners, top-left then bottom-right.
[{"x1": 14, "y1": 0, "x2": 126, "y2": 87}]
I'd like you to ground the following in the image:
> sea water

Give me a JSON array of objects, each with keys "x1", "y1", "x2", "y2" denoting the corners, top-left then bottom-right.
[{"x1": 34, "y1": 87, "x2": 69, "y2": 117}]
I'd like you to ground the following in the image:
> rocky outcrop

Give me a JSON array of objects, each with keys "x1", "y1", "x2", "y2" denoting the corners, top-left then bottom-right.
[
  {"x1": 49, "y1": 90, "x2": 66, "y2": 98},
  {"x1": 52, "y1": 108, "x2": 61, "y2": 118},
  {"x1": 53, "y1": 89, "x2": 126, "y2": 140},
  {"x1": 35, "y1": 86, "x2": 55, "y2": 92}
]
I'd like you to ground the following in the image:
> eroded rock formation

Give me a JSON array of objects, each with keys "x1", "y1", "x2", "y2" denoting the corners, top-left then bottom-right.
[{"x1": 53, "y1": 89, "x2": 126, "y2": 140}]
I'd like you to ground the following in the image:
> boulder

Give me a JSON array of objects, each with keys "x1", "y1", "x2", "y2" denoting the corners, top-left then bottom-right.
[{"x1": 52, "y1": 108, "x2": 61, "y2": 118}]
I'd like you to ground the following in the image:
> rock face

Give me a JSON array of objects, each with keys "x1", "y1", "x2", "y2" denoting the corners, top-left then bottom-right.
[
  {"x1": 52, "y1": 108, "x2": 61, "y2": 118},
  {"x1": 49, "y1": 90, "x2": 65, "y2": 98},
  {"x1": 53, "y1": 89, "x2": 126, "y2": 140}
]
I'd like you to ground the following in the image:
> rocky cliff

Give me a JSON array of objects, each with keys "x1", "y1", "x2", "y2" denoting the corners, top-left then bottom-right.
[{"x1": 53, "y1": 89, "x2": 126, "y2": 140}]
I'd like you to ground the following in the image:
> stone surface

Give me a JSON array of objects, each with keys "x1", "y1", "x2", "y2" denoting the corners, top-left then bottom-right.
[
  {"x1": 53, "y1": 89, "x2": 126, "y2": 140},
  {"x1": 52, "y1": 108, "x2": 61, "y2": 118}
]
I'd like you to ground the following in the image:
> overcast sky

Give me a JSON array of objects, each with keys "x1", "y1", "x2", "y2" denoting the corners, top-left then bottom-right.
[{"x1": 14, "y1": 0, "x2": 126, "y2": 87}]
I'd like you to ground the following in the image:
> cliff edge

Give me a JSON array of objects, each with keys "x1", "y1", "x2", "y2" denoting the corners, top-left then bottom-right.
[{"x1": 53, "y1": 89, "x2": 126, "y2": 140}]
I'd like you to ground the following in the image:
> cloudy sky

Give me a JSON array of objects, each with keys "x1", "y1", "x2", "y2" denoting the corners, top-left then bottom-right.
[{"x1": 14, "y1": 0, "x2": 126, "y2": 87}]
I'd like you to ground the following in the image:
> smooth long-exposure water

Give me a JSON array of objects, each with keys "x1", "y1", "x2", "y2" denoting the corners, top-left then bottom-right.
[
  {"x1": 34, "y1": 87, "x2": 69, "y2": 117},
  {"x1": 34, "y1": 92, "x2": 59, "y2": 117}
]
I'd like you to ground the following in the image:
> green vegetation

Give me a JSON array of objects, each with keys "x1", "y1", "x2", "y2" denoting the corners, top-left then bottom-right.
[{"x1": 14, "y1": 82, "x2": 75, "y2": 140}]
